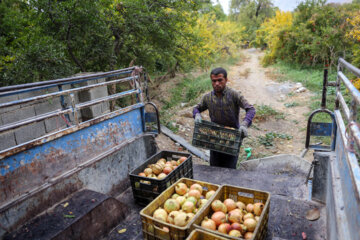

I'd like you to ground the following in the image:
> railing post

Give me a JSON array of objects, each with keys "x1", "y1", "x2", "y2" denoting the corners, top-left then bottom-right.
[
  {"x1": 58, "y1": 84, "x2": 71, "y2": 127},
  {"x1": 321, "y1": 69, "x2": 328, "y2": 109},
  {"x1": 335, "y1": 64, "x2": 341, "y2": 110},
  {"x1": 70, "y1": 93, "x2": 79, "y2": 125}
]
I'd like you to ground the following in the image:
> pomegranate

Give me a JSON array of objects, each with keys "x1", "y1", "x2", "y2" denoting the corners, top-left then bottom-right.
[
  {"x1": 164, "y1": 199, "x2": 180, "y2": 213},
  {"x1": 188, "y1": 189, "x2": 201, "y2": 199},
  {"x1": 172, "y1": 193, "x2": 180, "y2": 199},
  {"x1": 153, "y1": 208, "x2": 168, "y2": 222},
  {"x1": 182, "y1": 201, "x2": 195, "y2": 213},
  {"x1": 186, "y1": 213, "x2": 195, "y2": 222},
  {"x1": 253, "y1": 202, "x2": 264, "y2": 216},
  {"x1": 239, "y1": 224, "x2": 247, "y2": 235},
  {"x1": 236, "y1": 201, "x2": 246, "y2": 210},
  {"x1": 243, "y1": 212, "x2": 254, "y2": 221},
  {"x1": 148, "y1": 174, "x2": 157, "y2": 179},
  {"x1": 167, "y1": 211, "x2": 180, "y2": 224},
  {"x1": 178, "y1": 156, "x2": 187, "y2": 164},
  {"x1": 201, "y1": 217, "x2": 216, "y2": 230},
  {"x1": 228, "y1": 209, "x2": 243, "y2": 223},
  {"x1": 224, "y1": 199, "x2": 236, "y2": 212},
  {"x1": 211, "y1": 211, "x2": 226, "y2": 226},
  {"x1": 175, "y1": 196, "x2": 186, "y2": 206},
  {"x1": 244, "y1": 218, "x2": 257, "y2": 232},
  {"x1": 190, "y1": 183, "x2": 203, "y2": 194},
  {"x1": 244, "y1": 232, "x2": 253, "y2": 239},
  {"x1": 255, "y1": 216, "x2": 260, "y2": 222},
  {"x1": 163, "y1": 166, "x2": 172, "y2": 175},
  {"x1": 144, "y1": 168, "x2": 152, "y2": 176},
  {"x1": 164, "y1": 163, "x2": 172, "y2": 169},
  {"x1": 157, "y1": 173, "x2": 167, "y2": 179},
  {"x1": 211, "y1": 200, "x2": 226, "y2": 213},
  {"x1": 246, "y1": 203, "x2": 254, "y2": 213},
  {"x1": 157, "y1": 158, "x2": 166, "y2": 165},
  {"x1": 151, "y1": 164, "x2": 163, "y2": 175},
  {"x1": 206, "y1": 190, "x2": 216, "y2": 200},
  {"x1": 175, "y1": 183, "x2": 188, "y2": 196},
  {"x1": 138, "y1": 172, "x2": 146, "y2": 177},
  {"x1": 186, "y1": 196, "x2": 197, "y2": 206},
  {"x1": 218, "y1": 223, "x2": 231, "y2": 234},
  {"x1": 229, "y1": 230, "x2": 242, "y2": 237},
  {"x1": 231, "y1": 222, "x2": 242, "y2": 231},
  {"x1": 174, "y1": 212, "x2": 189, "y2": 227},
  {"x1": 198, "y1": 199, "x2": 208, "y2": 208},
  {"x1": 171, "y1": 160, "x2": 178, "y2": 166}
]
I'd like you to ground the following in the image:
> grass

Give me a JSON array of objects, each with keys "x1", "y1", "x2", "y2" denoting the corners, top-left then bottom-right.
[
  {"x1": 254, "y1": 104, "x2": 285, "y2": 121},
  {"x1": 284, "y1": 101, "x2": 299, "y2": 108},
  {"x1": 257, "y1": 132, "x2": 293, "y2": 148},
  {"x1": 270, "y1": 61, "x2": 341, "y2": 123}
]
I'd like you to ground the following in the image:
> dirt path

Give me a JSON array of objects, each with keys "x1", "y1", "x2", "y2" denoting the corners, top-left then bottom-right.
[{"x1": 155, "y1": 49, "x2": 314, "y2": 163}]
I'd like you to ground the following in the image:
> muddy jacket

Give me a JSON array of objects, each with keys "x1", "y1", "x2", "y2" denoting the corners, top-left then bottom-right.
[{"x1": 193, "y1": 86, "x2": 255, "y2": 128}]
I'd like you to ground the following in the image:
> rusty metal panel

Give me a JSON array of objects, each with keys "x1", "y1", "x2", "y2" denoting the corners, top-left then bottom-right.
[
  {"x1": 0, "y1": 108, "x2": 144, "y2": 206},
  {"x1": 334, "y1": 110, "x2": 360, "y2": 240},
  {"x1": 0, "y1": 134, "x2": 157, "y2": 237}
]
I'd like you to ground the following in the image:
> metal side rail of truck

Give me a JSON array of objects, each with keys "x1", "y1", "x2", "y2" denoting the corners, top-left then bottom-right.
[{"x1": 0, "y1": 60, "x2": 359, "y2": 240}]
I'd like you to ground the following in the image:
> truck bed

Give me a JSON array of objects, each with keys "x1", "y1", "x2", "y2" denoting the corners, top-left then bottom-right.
[{"x1": 110, "y1": 163, "x2": 326, "y2": 240}]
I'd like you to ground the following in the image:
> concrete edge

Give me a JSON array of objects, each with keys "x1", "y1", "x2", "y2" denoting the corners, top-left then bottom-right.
[{"x1": 239, "y1": 154, "x2": 312, "y2": 174}]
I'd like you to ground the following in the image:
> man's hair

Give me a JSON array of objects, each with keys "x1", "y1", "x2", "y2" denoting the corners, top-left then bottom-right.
[{"x1": 210, "y1": 67, "x2": 227, "y2": 78}]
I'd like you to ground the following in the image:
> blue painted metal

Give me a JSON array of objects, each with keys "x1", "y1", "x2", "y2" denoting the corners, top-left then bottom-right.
[
  {"x1": 310, "y1": 122, "x2": 333, "y2": 136},
  {"x1": 0, "y1": 109, "x2": 143, "y2": 176},
  {"x1": 0, "y1": 108, "x2": 144, "y2": 205}
]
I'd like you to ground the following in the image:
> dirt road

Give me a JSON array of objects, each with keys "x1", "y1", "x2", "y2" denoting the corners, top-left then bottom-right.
[{"x1": 155, "y1": 49, "x2": 314, "y2": 163}]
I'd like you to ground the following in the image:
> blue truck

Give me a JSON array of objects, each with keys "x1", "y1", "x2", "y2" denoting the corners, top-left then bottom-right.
[{"x1": 0, "y1": 60, "x2": 359, "y2": 240}]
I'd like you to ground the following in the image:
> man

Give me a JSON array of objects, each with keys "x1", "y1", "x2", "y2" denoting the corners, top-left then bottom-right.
[{"x1": 193, "y1": 67, "x2": 256, "y2": 169}]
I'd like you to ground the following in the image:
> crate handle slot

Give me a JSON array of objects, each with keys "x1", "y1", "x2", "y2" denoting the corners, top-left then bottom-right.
[
  {"x1": 154, "y1": 224, "x2": 170, "y2": 234},
  {"x1": 140, "y1": 180, "x2": 152, "y2": 186},
  {"x1": 238, "y1": 192, "x2": 254, "y2": 199}
]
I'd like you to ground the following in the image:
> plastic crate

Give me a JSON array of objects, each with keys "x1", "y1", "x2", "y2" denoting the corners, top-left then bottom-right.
[
  {"x1": 130, "y1": 151, "x2": 193, "y2": 206},
  {"x1": 192, "y1": 120, "x2": 242, "y2": 156},
  {"x1": 186, "y1": 229, "x2": 228, "y2": 240},
  {"x1": 192, "y1": 185, "x2": 270, "y2": 240},
  {"x1": 140, "y1": 178, "x2": 220, "y2": 240}
]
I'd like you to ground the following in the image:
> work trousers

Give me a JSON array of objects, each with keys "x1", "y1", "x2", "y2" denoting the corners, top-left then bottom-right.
[{"x1": 210, "y1": 150, "x2": 238, "y2": 169}]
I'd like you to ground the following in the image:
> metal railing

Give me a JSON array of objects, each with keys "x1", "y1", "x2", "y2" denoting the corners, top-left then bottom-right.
[
  {"x1": 0, "y1": 67, "x2": 147, "y2": 158},
  {"x1": 336, "y1": 58, "x2": 360, "y2": 154}
]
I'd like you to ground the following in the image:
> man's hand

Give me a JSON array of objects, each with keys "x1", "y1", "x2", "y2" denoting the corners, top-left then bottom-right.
[
  {"x1": 239, "y1": 122, "x2": 248, "y2": 138},
  {"x1": 195, "y1": 113, "x2": 202, "y2": 123}
]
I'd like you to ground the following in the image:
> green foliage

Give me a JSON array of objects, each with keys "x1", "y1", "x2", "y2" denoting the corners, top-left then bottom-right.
[
  {"x1": 254, "y1": 104, "x2": 285, "y2": 121},
  {"x1": 257, "y1": 132, "x2": 293, "y2": 147},
  {"x1": 257, "y1": 0, "x2": 360, "y2": 68},
  {"x1": 229, "y1": 0, "x2": 276, "y2": 42},
  {"x1": 2, "y1": 0, "x2": 243, "y2": 86},
  {"x1": 284, "y1": 102, "x2": 299, "y2": 108}
]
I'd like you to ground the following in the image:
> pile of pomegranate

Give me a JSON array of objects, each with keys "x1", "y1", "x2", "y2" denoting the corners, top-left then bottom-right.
[
  {"x1": 152, "y1": 182, "x2": 216, "y2": 228},
  {"x1": 200, "y1": 199, "x2": 265, "y2": 239},
  {"x1": 138, "y1": 156, "x2": 187, "y2": 180}
]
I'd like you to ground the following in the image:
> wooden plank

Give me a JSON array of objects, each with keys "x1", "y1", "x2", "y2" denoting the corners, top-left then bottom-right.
[{"x1": 160, "y1": 124, "x2": 209, "y2": 161}]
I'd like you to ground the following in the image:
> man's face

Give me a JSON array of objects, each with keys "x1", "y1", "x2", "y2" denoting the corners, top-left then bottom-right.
[{"x1": 211, "y1": 74, "x2": 227, "y2": 93}]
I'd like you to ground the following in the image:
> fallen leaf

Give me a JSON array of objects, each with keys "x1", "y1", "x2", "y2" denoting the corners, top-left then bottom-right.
[
  {"x1": 306, "y1": 208, "x2": 320, "y2": 221},
  {"x1": 118, "y1": 229, "x2": 126, "y2": 234},
  {"x1": 302, "y1": 232, "x2": 307, "y2": 239},
  {"x1": 62, "y1": 202, "x2": 69, "y2": 208},
  {"x1": 63, "y1": 214, "x2": 75, "y2": 218},
  {"x1": 69, "y1": 211, "x2": 73, "y2": 214}
]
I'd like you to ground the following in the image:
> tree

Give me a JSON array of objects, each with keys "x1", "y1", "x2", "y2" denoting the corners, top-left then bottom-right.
[{"x1": 229, "y1": 0, "x2": 275, "y2": 42}]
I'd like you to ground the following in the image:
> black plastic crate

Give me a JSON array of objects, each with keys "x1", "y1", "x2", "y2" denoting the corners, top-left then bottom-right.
[
  {"x1": 192, "y1": 120, "x2": 243, "y2": 157},
  {"x1": 129, "y1": 151, "x2": 193, "y2": 206}
]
